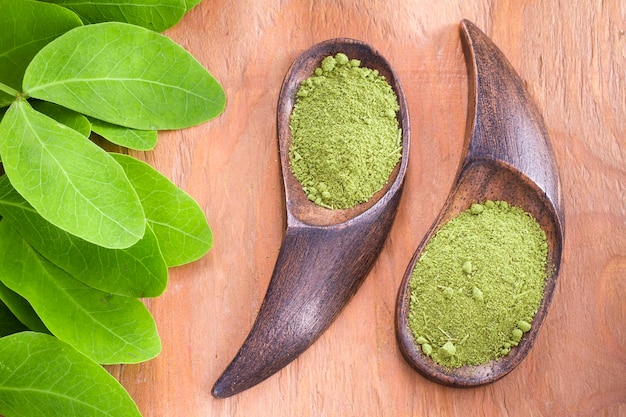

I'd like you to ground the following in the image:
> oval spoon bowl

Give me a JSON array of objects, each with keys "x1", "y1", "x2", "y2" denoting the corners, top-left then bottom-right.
[
  {"x1": 395, "y1": 20, "x2": 564, "y2": 387},
  {"x1": 279, "y1": 38, "x2": 409, "y2": 226}
]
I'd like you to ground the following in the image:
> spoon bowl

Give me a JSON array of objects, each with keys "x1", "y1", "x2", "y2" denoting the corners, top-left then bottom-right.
[
  {"x1": 395, "y1": 20, "x2": 564, "y2": 386},
  {"x1": 213, "y1": 38, "x2": 409, "y2": 398},
  {"x1": 279, "y1": 40, "x2": 408, "y2": 226}
]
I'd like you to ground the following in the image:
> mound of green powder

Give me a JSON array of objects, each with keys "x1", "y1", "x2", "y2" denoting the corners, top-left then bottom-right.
[
  {"x1": 408, "y1": 200, "x2": 549, "y2": 368},
  {"x1": 289, "y1": 53, "x2": 402, "y2": 209}
]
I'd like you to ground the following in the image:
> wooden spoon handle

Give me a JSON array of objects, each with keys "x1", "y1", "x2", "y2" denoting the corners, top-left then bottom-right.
[
  {"x1": 212, "y1": 184, "x2": 403, "y2": 398},
  {"x1": 461, "y1": 19, "x2": 563, "y2": 217}
]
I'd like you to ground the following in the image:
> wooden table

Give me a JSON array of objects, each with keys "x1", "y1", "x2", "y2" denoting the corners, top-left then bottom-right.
[{"x1": 109, "y1": 1, "x2": 626, "y2": 415}]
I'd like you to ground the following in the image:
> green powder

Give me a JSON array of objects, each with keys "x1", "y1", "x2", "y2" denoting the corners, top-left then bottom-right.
[
  {"x1": 408, "y1": 200, "x2": 549, "y2": 368},
  {"x1": 289, "y1": 53, "x2": 402, "y2": 209}
]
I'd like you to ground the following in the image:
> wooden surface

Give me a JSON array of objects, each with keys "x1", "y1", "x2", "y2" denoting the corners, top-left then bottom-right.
[{"x1": 109, "y1": 1, "x2": 626, "y2": 416}]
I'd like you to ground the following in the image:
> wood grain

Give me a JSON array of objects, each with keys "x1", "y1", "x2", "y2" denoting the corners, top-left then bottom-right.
[{"x1": 109, "y1": 0, "x2": 626, "y2": 415}]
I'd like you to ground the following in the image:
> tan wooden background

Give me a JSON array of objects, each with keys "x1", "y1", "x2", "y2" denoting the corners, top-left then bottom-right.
[{"x1": 109, "y1": 0, "x2": 626, "y2": 415}]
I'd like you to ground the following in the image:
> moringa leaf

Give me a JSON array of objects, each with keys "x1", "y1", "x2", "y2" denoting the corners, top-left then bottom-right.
[
  {"x1": 0, "y1": 279, "x2": 49, "y2": 334},
  {"x1": 0, "y1": 99, "x2": 146, "y2": 249},
  {"x1": 0, "y1": 0, "x2": 82, "y2": 93},
  {"x1": 23, "y1": 22, "x2": 226, "y2": 130},
  {"x1": 90, "y1": 117, "x2": 158, "y2": 150},
  {"x1": 0, "y1": 91, "x2": 13, "y2": 109},
  {"x1": 0, "y1": 301, "x2": 29, "y2": 337},
  {"x1": 112, "y1": 153, "x2": 213, "y2": 266},
  {"x1": 0, "y1": 222, "x2": 161, "y2": 364},
  {"x1": 31, "y1": 100, "x2": 91, "y2": 137},
  {"x1": 41, "y1": 0, "x2": 188, "y2": 32},
  {"x1": 0, "y1": 332, "x2": 143, "y2": 417},
  {"x1": 0, "y1": 176, "x2": 167, "y2": 298}
]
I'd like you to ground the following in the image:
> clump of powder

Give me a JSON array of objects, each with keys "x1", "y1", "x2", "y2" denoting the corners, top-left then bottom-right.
[
  {"x1": 408, "y1": 200, "x2": 549, "y2": 368},
  {"x1": 289, "y1": 52, "x2": 402, "y2": 209}
]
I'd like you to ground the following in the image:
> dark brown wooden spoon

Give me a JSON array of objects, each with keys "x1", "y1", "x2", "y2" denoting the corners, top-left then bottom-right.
[
  {"x1": 395, "y1": 20, "x2": 564, "y2": 387},
  {"x1": 212, "y1": 38, "x2": 410, "y2": 398}
]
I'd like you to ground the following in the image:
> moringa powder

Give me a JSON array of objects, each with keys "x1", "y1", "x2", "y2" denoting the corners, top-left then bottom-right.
[
  {"x1": 408, "y1": 200, "x2": 549, "y2": 368},
  {"x1": 289, "y1": 53, "x2": 402, "y2": 209}
]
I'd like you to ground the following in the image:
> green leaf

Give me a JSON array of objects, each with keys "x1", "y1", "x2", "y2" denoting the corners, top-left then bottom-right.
[
  {"x1": 0, "y1": 280, "x2": 48, "y2": 334},
  {"x1": 0, "y1": 0, "x2": 82, "y2": 92},
  {"x1": 42, "y1": 0, "x2": 187, "y2": 32},
  {"x1": 90, "y1": 118, "x2": 158, "y2": 151},
  {"x1": 23, "y1": 22, "x2": 226, "y2": 130},
  {"x1": 0, "y1": 99, "x2": 145, "y2": 249},
  {"x1": 0, "y1": 176, "x2": 167, "y2": 297},
  {"x1": 0, "y1": 222, "x2": 161, "y2": 364},
  {"x1": 0, "y1": 301, "x2": 29, "y2": 337},
  {"x1": 31, "y1": 100, "x2": 91, "y2": 137},
  {"x1": 0, "y1": 332, "x2": 142, "y2": 417},
  {"x1": 0, "y1": 91, "x2": 13, "y2": 109},
  {"x1": 112, "y1": 153, "x2": 212, "y2": 266}
]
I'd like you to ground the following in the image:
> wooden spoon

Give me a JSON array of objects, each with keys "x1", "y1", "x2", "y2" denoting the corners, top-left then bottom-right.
[
  {"x1": 395, "y1": 19, "x2": 564, "y2": 387},
  {"x1": 212, "y1": 38, "x2": 410, "y2": 398}
]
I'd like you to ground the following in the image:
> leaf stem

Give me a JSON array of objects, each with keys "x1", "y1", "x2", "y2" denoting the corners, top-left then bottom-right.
[{"x1": 0, "y1": 81, "x2": 19, "y2": 98}]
